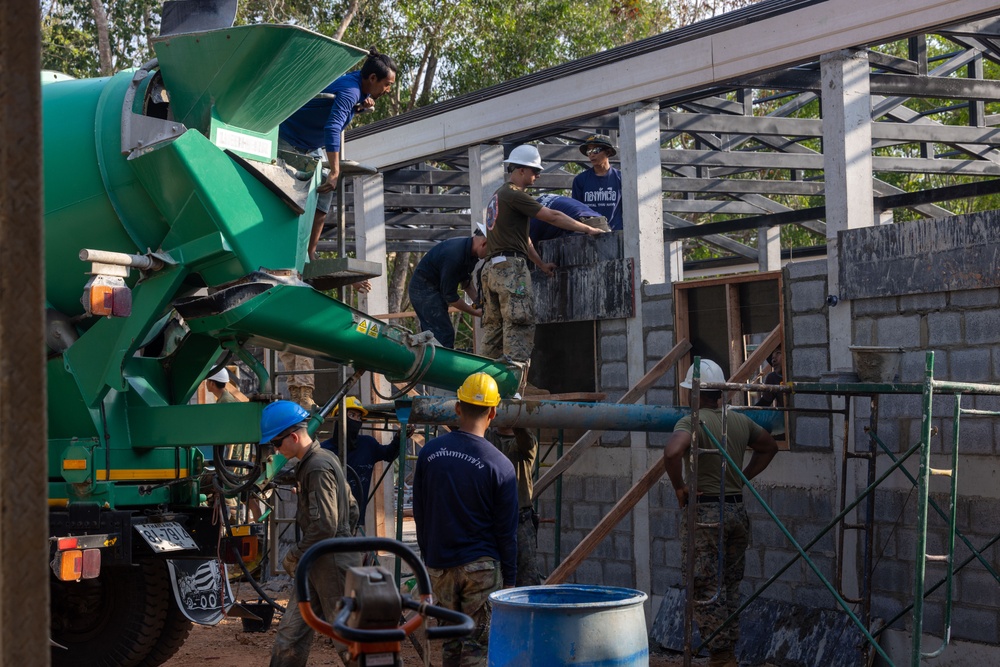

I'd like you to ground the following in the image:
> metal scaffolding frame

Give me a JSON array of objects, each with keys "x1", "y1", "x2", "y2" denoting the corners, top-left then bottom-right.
[{"x1": 679, "y1": 352, "x2": 1000, "y2": 666}]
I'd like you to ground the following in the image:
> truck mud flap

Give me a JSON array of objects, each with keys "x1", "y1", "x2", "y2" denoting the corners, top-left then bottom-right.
[{"x1": 167, "y1": 558, "x2": 234, "y2": 625}]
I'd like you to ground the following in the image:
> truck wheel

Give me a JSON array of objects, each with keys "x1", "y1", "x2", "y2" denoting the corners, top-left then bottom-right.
[
  {"x1": 135, "y1": 592, "x2": 193, "y2": 667},
  {"x1": 51, "y1": 559, "x2": 170, "y2": 667}
]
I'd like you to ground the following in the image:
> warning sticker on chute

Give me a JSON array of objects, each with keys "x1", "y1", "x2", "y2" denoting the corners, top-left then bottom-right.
[
  {"x1": 367, "y1": 323, "x2": 380, "y2": 338},
  {"x1": 356, "y1": 319, "x2": 379, "y2": 338}
]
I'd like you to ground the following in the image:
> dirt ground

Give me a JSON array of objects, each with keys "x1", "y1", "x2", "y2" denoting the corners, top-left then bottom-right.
[{"x1": 162, "y1": 594, "x2": 688, "y2": 666}]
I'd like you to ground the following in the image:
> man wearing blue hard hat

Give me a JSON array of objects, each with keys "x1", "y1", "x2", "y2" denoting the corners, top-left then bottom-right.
[{"x1": 261, "y1": 401, "x2": 360, "y2": 667}]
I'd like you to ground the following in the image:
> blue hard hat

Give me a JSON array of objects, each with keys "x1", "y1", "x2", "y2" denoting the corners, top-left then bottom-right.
[{"x1": 260, "y1": 400, "x2": 309, "y2": 444}]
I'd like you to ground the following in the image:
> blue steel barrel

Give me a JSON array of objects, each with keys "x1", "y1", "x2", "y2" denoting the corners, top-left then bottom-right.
[{"x1": 488, "y1": 585, "x2": 649, "y2": 666}]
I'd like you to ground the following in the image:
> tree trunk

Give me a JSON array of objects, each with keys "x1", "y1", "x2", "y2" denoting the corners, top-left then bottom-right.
[
  {"x1": 89, "y1": 0, "x2": 113, "y2": 75},
  {"x1": 387, "y1": 251, "x2": 410, "y2": 314},
  {"x1": 417, "y1": 55, "x2": 437, "y2": 107},
  {"x1": 333, "y1": 0, "x2": 361, "y2": 41}
]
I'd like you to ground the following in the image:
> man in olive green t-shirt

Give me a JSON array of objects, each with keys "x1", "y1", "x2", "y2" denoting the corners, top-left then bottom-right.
[
  {"x1": 663, "y1": 359, "x2": 778, "y2": 667},
  {"x1": 481, "y1": 144, "x2": 605, "y2": 366}
]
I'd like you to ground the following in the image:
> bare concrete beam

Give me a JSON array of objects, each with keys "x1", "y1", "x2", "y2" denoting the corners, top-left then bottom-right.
[{"x1": 0, "y1": 2, "x2": 49, "y2": 664}]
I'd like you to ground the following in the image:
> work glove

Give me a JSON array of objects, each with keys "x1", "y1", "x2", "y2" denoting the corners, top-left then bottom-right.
[{"x1": 282, "y1": 551, "x2": 300, "y2": 577}]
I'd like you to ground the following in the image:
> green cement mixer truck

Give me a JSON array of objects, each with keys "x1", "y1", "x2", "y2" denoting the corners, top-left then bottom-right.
[{"x1": 43, "y1": 20, "x2": 518, "y2": 667}]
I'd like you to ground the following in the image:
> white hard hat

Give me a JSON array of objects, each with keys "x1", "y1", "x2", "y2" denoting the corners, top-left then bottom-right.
[
  {"x1": 503, "y1": 144, "x2": 543, "y2": 170},
  {"x1": 208, "y1": 368, "x2": 229, "y2": 384},
  {"x1": 475, "y1": 221, "x2": 487, "y2": 237},
  {"x1": 680, "y1": 359, "x2": 725, "y2": 388}
]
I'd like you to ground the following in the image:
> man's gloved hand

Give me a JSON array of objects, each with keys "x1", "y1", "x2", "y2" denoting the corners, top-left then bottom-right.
[{"x1": 282, "y1": 551, "x2": 300, "y2": 577}]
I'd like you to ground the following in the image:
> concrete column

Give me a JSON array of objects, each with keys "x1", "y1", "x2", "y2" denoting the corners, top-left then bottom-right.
[
  {"x1": 469, "y1": 145, "x2": 504, "y2": 233},
  {"x1": 758, "y1": 225, "x2": 781, "y2": 271},
  {"x1": 353, "y1": 173, "x2": 393, "y2": 538},
  {"x1": 821, "y1": 49, "x2": 874, "y2": 599},
  {"x1": 619, "y1": 102, "x2": 664, "y2": 603},
  {"x1": 0, "y1": 1, "x2": 49, "y2": 662},
  {"x1": 468, "y1": 145, "x2": 504, "y2": 349}
]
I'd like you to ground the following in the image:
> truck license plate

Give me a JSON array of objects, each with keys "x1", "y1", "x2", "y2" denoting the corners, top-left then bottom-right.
[{"x1": 135, "y1": 521, "x2": 198, "y2": 553}]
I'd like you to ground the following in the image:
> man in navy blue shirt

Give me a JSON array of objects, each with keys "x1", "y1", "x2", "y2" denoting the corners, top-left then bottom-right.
[
  {"x1": 529, "y1": 193, "x2": 609, "y2": 245},
  {"x1": 407, "y1": 228, "x2": 488, "y2": 348},
  {"x1": 413, "y1": 373, "x2": 518, "y2": 666},
  {"x1": 571, "y1": 134, "x2": 623, "y2": 231},
  {"x1": 319, "y1": 396, "x2": 404, "y2": 527},
  {"x1": 279, "y1": 48, "x2": 397, "y2": 259}
]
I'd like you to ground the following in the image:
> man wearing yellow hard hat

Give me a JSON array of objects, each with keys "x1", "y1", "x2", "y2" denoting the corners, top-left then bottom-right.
[
  {"x1": 412, "y1": 373, "x2": 518, "y2": 666},
  {"x1": 319, "y1": 396, "x2": 407, "y2": 527}
]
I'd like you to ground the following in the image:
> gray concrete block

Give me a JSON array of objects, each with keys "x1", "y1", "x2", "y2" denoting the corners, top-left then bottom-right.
[
  {"x1": 951, "y1": 604, "x2": 1000, "y2": 644},
  {"x1": 899, "y1": 349, "x2": 947, "y2": 383},
  {"x1": 561, "y1": 475, "x2": 584, "y2": 502},
  {"x1": 599, "y1": 430, "x2": 628, "y2": 446},
  {"x1": 792, "y1": 393, "x2": 832, "y2": 412},
  {"x1": 791, "y1": 347, "x2": 829, "y2": 380},
  {"x1": 599, "y1": 334, "x2": 627, "y2": 363},
  {"x1": 651, "y1": 537, "x2": 667, "y2": 566},
  {"x1": 791, "y1": 280, "x2": 828, "y2": 313},
  {"x1": 651, "y1": 566, "x2": 676, "y2": 596},
  {"x1": 642, "y1": 281, "x2": 674, "y2": 299},
  {"x1": 571, "y1": 503, "x2": 600, "y2": 530},
  {"x1": 852, "y1": 296, "x2": 898, "y2": 316},
  {"x1": 570, "y1": 559, "x2": 603, "y2": 586},
  {"x1": 965, "y1": 310, "x2": 1000, "y2": 345},
  {"x1": 926, "y1": 311, "x2": 961, "y2": 347},
  {"x1": 794, "y1": 415, "x2": 831, "y2": 448},
  {"x1": 878, "y1": 394, "x2": 923, "y2": 420},
  {"x1": 792, "y1": 313, "x2": 829, "y2": 345},
  {"x1": 645, "y1": 329, "x2": 674, "y2": 358},
  {"x1": 949, "y1": 288, "x2": 1000, "y2": 308},
  {"x1": 952, "y1": 417, "x2": 994, "y2": 455},
  {"x1": 966, "y1": 497, "x2": 1000, "y2": 535},
  {"x1": 957, "y1": 569, "x2": 1000, "y2": 608},
  {"x1": 744, "y1": 548, "x2": 763, "y2": 580},
  {"x1": 875, "y1": 314, "x2": 922, "y2": 347},
  {"x1": 852, "y1": 317, "x2": 875, "y2": 346},
  {"x1": 600, "y1": 361, "x2": 629, "y2": 390},
  {"x1": 899, "y1": 292, "x2": 947, "y2": 313},
  {"x1": 949, "y1": 348, "x2": 993, "y2": 382},
  {"x1": 768, "y1": 487, "x2": 811, "y2": 517},
  {"x1": 603, "y1": 561, "x2": 635, "y2": 588},
  {"x1": 599, "y1": 318, "x2": 627, "y2": 335},
  {"x1": 643, "y1": 301, "x2": 674, "y2": 329},
  {"x1": 613, "y1": 535, "x2": 633, "y2": 561},
  {"x1": 786, "y1": 259, "x2": 827, "y2": 280},
  {"x1": 584, "y1": 476, "x2": 617, "y2": 503}
]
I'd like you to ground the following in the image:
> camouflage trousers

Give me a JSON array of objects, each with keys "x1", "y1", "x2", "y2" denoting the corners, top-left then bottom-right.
[
  {"x1": 277, "y1": 351, "x2": 314, "y2": 389},
  {"x1": 480, "y1": 256, "x2": 535, "y2": 363},
  {"x1": 269, "y1": 554, "x2": 350, "y2": 667},
  {"x1": 428, "y1": 557, "x2": 502, "y2": 667},
  {"x1": 680, "y1": 501, "x2": 750, "y2": 654},
  {"x1": 517, "y1": 508, "x2": 542, "y2": 586}
]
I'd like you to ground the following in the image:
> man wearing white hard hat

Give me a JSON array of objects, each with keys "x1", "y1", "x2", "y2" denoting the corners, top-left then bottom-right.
[
  {"x1": 481, "y1": 144, "x2": 605, "y2": 366},
  {"x1": 407, "y1": 223, "x2": 489, "y2": 349},
  {"x1": 206, "y1": 367, "x2": 237, "y2": 406},
  {"x1": 663, "y1": 359, "x2": 778, "y2": 667}
]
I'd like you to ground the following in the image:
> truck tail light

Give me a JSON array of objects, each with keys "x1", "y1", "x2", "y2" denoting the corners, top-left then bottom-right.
[
  {"x1": 53, "y1": 550, "x2": 84, "y2": 581},
  {"x1": 81, "y1": 548, "x2": 102, "y2": 579}
]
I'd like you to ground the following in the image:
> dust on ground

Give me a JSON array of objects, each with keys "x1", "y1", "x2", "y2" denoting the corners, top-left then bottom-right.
[{"x1": 162, "y1": 590, "x2": 690, "y2": 666}]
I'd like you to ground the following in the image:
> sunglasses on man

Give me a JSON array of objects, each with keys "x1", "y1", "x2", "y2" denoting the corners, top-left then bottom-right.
[{"x1": 586, "y1": 147, "x2": 606, "y2": 156}]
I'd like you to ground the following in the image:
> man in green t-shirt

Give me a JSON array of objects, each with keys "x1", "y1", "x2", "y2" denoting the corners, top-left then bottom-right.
[
  {"x1": 481, "y1": 144, "x2": 605, "y2": 367},
  {"x1": 663, "y1": 359, "x2": 778, "y2": 667}
]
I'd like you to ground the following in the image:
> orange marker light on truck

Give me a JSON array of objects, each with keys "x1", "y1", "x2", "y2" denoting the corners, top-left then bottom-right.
[{"x1": 53, "y1": 550, "x2": 83, "y2": 581}]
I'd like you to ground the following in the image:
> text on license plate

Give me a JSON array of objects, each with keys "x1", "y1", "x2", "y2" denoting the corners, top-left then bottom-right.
[{"x1": 134, "y1": 521, "x2": 198, "y2": 553}]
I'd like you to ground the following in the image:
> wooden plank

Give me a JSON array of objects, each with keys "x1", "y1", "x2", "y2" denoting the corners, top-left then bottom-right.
[
  {"x1": 533, "y1": 339, "x2": 692, "y2": 497},
  {"x1": 729, "y1": 325, "x2": 781, "y2": 384},
  {"x1": 545, "y1": 456, "x2": 665, "y2": 584},
  {"x1": 726, "y1": 284, "x2": 743, "y2": 405}
]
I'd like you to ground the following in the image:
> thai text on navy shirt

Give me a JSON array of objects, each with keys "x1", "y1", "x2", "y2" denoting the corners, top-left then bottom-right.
[
  {"x1": 572, "y1": 167, "x2": 623, "y2": 230},
  {"x1": 279, "y1": 71, "x2": 363, "y2": 154},
  {"x1": 412, "y1": 430, "x2": 518, "y2": 586}
]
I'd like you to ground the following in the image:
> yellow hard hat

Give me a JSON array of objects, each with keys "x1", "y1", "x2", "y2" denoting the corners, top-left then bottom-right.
[
  {"x1": 332, "y1": 396, "x2": 368, "y2": 417},
  {"x1": 456, "y1": 373, "x2": 501, "y2": 407}
]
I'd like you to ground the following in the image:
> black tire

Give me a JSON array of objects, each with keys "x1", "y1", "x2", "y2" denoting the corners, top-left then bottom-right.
[
  {"x1": 136, "y1": 592, "x2": 193, "y2": 667},
  {"x1": 51, "y1": 559, "x2": 170, "y2": 667}
]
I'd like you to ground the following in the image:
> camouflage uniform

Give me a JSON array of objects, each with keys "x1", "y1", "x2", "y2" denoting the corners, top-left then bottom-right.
[
  {"x1": 480, "y1": 257, "x2": 535, "y2": 362},
  {"x1": 270, "y1": 444, "x2": 360, "y2": 667},
  {"x1": 428, "y1": 557, "x2": 502, "y2": 667},
  {"x1": 486, "y1": 428, "x2": 542, "y2": 586},
  {"x1": 680, "y1": 501, "x2": 750, "y2": 654}
]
